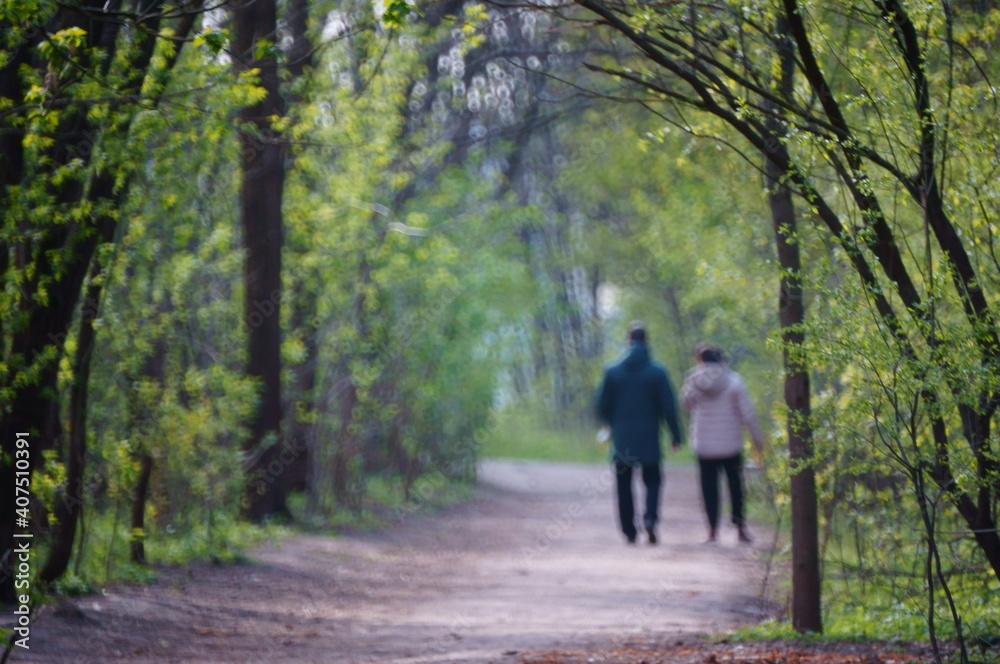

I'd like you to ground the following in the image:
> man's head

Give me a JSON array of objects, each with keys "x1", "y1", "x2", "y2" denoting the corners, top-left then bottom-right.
[{"x1": 628, "y1": 320, "x2": 647, "y2": 344}]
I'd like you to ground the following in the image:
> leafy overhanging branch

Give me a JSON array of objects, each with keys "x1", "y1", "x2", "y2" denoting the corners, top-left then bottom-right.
[{"x1": 568, "y1": 0, "x2": 1000, "y2": 577}]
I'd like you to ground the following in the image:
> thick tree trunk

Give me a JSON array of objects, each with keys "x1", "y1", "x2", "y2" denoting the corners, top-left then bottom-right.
[
  {"x1": 771, "y1": 176, "x2": 822, "y2": 633},
  {"x1": 234, "y1": 0, "x2": 290, "y2": 522},
  {"x1": 765, "y1": 17, "x2": 822, "y2": 633}
]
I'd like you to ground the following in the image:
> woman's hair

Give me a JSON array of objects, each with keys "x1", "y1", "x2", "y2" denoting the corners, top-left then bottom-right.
[{"x1": 695, "y1": 342, "x2": 724, "y2": 363}]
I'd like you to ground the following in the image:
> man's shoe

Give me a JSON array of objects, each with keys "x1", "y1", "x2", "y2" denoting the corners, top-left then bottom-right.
[
  {"x1": 626, "y1": 533, "x2": 637, "y2": 545},
  {"x1": 738, "y1": 526, "x2": 753, "y2": 544},
  {"x1": 645, "y1": 526, "x2": 657, "y2": 545}
]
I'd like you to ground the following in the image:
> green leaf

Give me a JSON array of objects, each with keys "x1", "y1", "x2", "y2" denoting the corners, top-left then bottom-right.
[
  {"x1": 381, "y1": 0, "x2": 410, "y2": 28},
  {"x1": 39, "y1": 26, "x2": 88, "y2": 63},
  {"x1": 194, "y1": 27, "x2": 228, "y2": 55},
  {"x1": 253, "y1": 38, "x2": 278, "y2": 61}
]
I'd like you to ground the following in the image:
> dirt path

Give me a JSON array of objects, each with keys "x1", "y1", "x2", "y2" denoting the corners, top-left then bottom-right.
[{"x1": 11, "y1": 460, "x2": 777, "y2": 663}]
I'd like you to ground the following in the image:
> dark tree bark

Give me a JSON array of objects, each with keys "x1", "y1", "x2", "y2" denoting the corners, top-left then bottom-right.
[
  {"x1": 286, "y1": 0, "x2": 313, "y2": 80},
  {"x1": 286, "y1": 297, "x2": 318, "y2": 493},
  {"x1": 129, "y1": 455, "x2": 155, "y2": 565},
  {"x1": 332, "y1": 373, "x2": 359, "y2": 510},
  {"x1": 128, "y1": 329, "x2": 168, "y2": 565},
  {"x1": 280, "y1": 0, "x2": 318, "y2": 499},
  {"x1": 233, "y1": 0, "x2": 290, "y2": 522},
  {"x1": 38, "y1": 276, "x2": 101, "y2": 583},
  {"x1": 764, "y1": 15, "x2": 821, "y2": 634},
  {"x1": 0, "y1": 366, "x2": 63, "y2": 601}
]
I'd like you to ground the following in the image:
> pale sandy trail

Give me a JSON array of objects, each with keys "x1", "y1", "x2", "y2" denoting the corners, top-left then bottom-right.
[{"x1": 11, "y1": 459, "x2": 775, "y2": 663}]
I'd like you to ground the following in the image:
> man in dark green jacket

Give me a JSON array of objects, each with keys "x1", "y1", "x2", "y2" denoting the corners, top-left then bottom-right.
[{"x1": 596, "y1": 322, "x2": 683, "y2": 544}]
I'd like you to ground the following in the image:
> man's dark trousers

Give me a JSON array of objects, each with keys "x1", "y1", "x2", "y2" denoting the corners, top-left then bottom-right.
[{"x1": 615, "y1": 459, "x2": 661, "y2": 540}]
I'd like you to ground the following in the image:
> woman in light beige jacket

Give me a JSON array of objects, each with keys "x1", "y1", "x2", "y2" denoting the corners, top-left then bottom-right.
[{"x1": 681, "y1": 344, "x2": 764, "y2": 543}]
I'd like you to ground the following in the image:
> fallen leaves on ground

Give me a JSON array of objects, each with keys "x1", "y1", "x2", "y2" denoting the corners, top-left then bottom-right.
[{"x1": 519, "y1": 638, "x2": 956, "y2": 663}]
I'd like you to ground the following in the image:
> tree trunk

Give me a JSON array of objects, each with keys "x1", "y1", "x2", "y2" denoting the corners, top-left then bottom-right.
[
  {"x1": 287, "y1": 299, "x2": 318, "y2": 493},
  {"x1": 286, "y1": 0, "x2": 312, "y2": 80},
  {"x1": 127, "y1": 329, "x2": 168, "y2": 565},
  {"x1": 333, "y1": 378, "x2": 359, "y2": 510},
  {"x1": 234, "y1": 0, "x2": 290, "y2": 522},
  {"x1": 765, "y1": 16, "x2": 822, "y2": 633},
  {"x1": 130, "y1": 455, "x2": 154, "y2": 564},
  {"x1": 772, "y1": 179, "x2": 822, "y2": 633},
  {"x1": 39, "y1": 274, "x2": 103, "y2": 583}
]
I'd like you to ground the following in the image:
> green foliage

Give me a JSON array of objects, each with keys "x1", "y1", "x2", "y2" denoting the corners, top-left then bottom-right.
[
  {"x1": 145, "y1": 518, "x2": 281, "y2": 567},
  {"x1": 381, "y1": 0, "x2": 411, "y2": 29},
  {"x1": 286, "y1": 471, "x2": 474, "y2": 531},
  {"x1": 253, "y1": 38, "x2": 279, "y2": 61},
  {"x1": 0, "y1": 3, "x2": 282, "y2": 593},
  {"x1": 739, "y1": 574, "x2": 1000, "y2": 643},
  {"x1": 47, "y1": 507, "x2": 282, "y2": 593},
  {"x1": 480, "y1": 408, "x2": 608, "y2": 463},
  {"x1": 194, "y1": 28, "x2": 229, "y2": 56},
  {"x1": 281, "y1": 18, "x2": 535, "y2": 516}
]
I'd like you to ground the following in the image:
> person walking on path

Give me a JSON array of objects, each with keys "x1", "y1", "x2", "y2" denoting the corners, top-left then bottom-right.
[
  {"x1": 681, "y1": 343, "x2": 764, "y2": 544},
  {"x1": 596, "y1": 322, "x2": 683, "y2": 545}
]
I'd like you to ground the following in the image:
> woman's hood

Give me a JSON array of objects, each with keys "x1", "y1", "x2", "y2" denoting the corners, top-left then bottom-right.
[{"x1": 686, "y1": 363, "x2": 732, "y2": 396}]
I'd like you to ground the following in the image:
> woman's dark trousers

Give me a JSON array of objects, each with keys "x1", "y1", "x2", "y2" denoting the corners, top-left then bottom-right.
[
  {"x1": 698, "y1": 454, "x2": 744, "y2": 529},
  {"x1": 614, "y1": 460, "x2": 661, "y2": 540}
]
